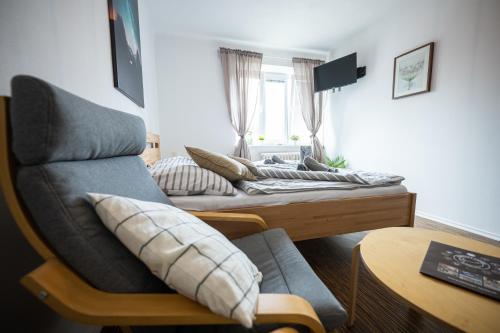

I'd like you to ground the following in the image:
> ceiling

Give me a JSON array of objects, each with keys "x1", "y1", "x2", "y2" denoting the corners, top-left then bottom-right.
[{"x1": 147, "y1": 0, "x2": 404, "y2": 52}]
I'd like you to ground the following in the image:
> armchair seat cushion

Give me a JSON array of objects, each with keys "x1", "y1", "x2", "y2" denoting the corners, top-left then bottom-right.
[
  {"x1": 133, "y1": 228, "x2": 347, "y2": 333},
  {"x1": 232, "y1": 228, "x2": 347, "y2": 332}
]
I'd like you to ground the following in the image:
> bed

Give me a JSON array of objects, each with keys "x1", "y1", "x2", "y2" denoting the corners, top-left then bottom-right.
[{"x1": 141, "y1": 134, "x2": 416, "y2": 241}]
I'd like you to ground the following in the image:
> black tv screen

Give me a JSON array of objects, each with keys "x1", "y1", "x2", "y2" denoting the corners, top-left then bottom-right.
[{"x1": 314, "y1": 53, "x2": 357, "y2": 92}]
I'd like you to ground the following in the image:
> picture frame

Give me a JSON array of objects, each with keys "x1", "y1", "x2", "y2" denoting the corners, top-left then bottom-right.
[
  {"x1": 108, "y1": 0, "x2": 145, "y2": 107},
  {"x1": 392, "y1": 42, "x2": 434, "y2": 99}
]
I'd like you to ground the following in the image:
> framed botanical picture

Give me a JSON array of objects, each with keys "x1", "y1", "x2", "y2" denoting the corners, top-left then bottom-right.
[
  {"x1": 108, "y1": 0, "x2": 144, "y2": 107},
  {"x1": 392, "y1": 42, "x2": 434, "y2": 99}
]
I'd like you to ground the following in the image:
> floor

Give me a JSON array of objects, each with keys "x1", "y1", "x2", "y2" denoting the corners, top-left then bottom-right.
[{"x1": 294, "y1": 217, "x2": 498, "y2": 333}]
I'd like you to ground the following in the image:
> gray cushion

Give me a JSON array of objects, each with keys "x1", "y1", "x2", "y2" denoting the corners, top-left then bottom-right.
[
  {"x1": 304, "y1": 156, "x2": 335, "y2": 172},
  {"x1": 10, "y1": 76, "x2": 173, "y2": 293},
  {"x1": 10, "y1": 75, "x2": 146, "y2": 165},
  {"x1": 233, "y1": 228, "x2": 347, "y2": 331},
  {"x1": 17, "y1": 157, "x2": 173, "y2": 293},
  {"x1": 132, "y1": 229, "x2": 346, "y2": 333}
]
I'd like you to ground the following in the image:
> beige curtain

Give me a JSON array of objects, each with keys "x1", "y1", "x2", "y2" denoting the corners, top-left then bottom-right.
[
  {"x1": 292, "y1": 57, "x2": 326, "y2": 162},
  {"x1": 220, "y1": 48, "x2": 263, "y2": 159}
]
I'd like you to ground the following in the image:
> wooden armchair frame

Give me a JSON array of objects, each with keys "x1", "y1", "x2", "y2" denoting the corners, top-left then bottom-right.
[{"x1": 0, "y1": 97, "x2": 326, "y2": 333}]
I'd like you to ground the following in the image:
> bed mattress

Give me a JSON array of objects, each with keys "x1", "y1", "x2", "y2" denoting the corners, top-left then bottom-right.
[{"x1": 170, "y1": 184, "x2": 408, "y2": 211}]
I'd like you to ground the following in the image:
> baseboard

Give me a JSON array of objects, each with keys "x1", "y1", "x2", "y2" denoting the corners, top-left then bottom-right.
[{"x1": 416, "y1": 210, "x2": 500, "y2": 242}]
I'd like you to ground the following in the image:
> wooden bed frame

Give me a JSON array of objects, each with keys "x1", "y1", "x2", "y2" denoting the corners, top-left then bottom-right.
[
  {"x1": 143, "y1": 134, "x2": 417, "y2": 241},
  {"x1": 222, "y1": 193, "x2": 416, "y2": 241},
  {"x1": 140, "y1": 133, "x2": 161, "y2": 167}
]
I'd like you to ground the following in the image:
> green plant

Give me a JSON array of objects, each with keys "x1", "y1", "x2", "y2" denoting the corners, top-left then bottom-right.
[
  {"x1": 325, "y1": 155, "x2": 348, "y2": 168},
  {"x1": 258, "y1": 135, "x2": 265, "y2": 141},
  {"x1": 290, "y1": 135, "x2": 300, "y2": 142}
]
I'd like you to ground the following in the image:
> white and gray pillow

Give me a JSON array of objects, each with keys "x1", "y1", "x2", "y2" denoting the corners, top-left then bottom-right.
[
  {"x1": 150, "y1": 156, "x2": 236, "y2": 196},
  {"x1": 87, "y1": 193, "x2": 262, "y2": 328}
]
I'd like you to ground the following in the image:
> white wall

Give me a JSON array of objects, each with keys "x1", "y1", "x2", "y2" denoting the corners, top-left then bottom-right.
[
  {"x1": 155, "y1": 34, "x2": 327, "y2": 159},
  {"x1": 0, "y1": 0, "x2": 161, "y2": 133},
  {"x1": 326, "y1": 0, "x2": 500, "y2": 239}
]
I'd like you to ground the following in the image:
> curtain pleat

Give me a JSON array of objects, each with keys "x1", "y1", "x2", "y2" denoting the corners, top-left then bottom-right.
[
  {"x1": 292, "y1": 57, "x2": 327, "y2": 162},
  {"x1": 220, "y1": 48, "x2": 263, "y2": 159}
]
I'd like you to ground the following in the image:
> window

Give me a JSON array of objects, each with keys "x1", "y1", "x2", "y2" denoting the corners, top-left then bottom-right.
[{"x1": 249, "y1": 65, "x2": 310, "y2": 146}]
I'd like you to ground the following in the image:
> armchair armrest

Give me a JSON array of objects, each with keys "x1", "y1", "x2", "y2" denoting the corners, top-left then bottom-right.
[
  {"x1": 21, "y1": 259, "x2": 325, "y2": 333},
  {"x1": 270, "y1": 328, "x2": 300, "y2": 333},
  {"x1": 189, "y1": 211, "x2": 268, "y2": 239}
]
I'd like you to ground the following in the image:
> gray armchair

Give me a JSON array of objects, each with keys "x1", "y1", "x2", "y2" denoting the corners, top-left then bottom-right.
[{"x1": 0, "y1": 75, "x2": 347, "y2": 333}]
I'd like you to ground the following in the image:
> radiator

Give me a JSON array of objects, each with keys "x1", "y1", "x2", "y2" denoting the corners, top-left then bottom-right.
[{"x1": 260, "y1": 151, "x2": 300, "y2": 161}]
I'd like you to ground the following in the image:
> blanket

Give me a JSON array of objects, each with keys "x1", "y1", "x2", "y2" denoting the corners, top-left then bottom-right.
[{"x1": 236, "y1": 164, "x2": 404, "y2": 194}]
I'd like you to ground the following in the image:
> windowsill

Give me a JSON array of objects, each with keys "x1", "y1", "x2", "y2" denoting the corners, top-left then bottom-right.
[{"x1": 249, "y1": 144, "x2": 302, "y2": 148}]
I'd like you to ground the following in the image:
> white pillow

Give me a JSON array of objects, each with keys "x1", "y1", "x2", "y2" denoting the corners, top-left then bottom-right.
[
  {"x1": 87, "y1": 193, "x2": 262, "y2": 328},
  {"x1": 150, "y1": 156, "x2": 237, "y2": 196}
]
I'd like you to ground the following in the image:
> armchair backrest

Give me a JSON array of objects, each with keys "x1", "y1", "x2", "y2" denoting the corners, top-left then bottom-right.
[{"x1": 2, "y1": 76, "x2": 173, "y2": 293}]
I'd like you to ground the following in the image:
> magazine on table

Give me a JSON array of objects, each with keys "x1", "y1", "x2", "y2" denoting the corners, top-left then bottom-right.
[{"x1": 420, "y1": 241, "x2": 500, "y2": 301}]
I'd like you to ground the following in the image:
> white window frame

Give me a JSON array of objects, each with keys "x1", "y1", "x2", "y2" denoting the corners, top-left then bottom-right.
[{"x1": 255, "y1": 71, "x2": 291, "y2": 145}]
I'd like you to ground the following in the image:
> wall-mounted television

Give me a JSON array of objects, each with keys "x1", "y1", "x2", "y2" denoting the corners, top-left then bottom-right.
[{"x1": 314, "y1": 53, "x2": 358, "y2": 92}]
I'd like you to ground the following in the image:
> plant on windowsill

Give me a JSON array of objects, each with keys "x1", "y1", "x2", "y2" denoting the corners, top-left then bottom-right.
[
  {"x1": 290, "y1": 135, "x2": 300, "y2": 145},
  {"x1": 258, "y1": 135, "x2": 265, "y2": 144},
  {"x1": 325, "y1": 155, "x2": 348, "y2": 168}
]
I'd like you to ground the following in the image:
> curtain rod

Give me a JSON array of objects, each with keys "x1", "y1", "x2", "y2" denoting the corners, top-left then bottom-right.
[
  {"x1": 262, "y1": 55, "x2": 292, "y2": 61},
  {"x1": 262, "y1": 55, "x2": 326, "y2": 61}
]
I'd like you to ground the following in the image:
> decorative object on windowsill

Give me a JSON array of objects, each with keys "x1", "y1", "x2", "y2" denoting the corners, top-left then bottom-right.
[
  {"x1": 392, "y1": 42, "x2": 434, "y2": 99},
  {"x1": 258, "y1": 135, "x2": 265, "y2": 144},
  {"x1": 108, "y1": 0, "x2": 144, "y2": 107},
  {"x1": 290, "y1": 135, "x2": 300, "y2": 145},
  {"x1": 325, "y1": 155, "x2": 348, "y2": 169}
]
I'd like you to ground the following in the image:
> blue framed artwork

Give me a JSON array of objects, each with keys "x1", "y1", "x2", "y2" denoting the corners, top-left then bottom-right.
[{"x1": 108, "y1": 0, "x2": 144, "y2": 107}]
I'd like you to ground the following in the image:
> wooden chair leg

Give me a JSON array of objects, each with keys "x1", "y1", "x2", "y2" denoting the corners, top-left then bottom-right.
[{"x1": 348, "y1": 243, "x2": 361, "y2": 326}]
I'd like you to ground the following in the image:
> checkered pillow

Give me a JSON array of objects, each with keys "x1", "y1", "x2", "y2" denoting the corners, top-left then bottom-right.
[{"x1": 87, "y1": 193, "x2": 262, "y2": 328}]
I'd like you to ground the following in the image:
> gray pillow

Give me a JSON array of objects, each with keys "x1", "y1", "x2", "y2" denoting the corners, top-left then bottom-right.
[
  {"x1": 300, "y1": 145, "x2": 312, "y2": 163},
  {"x1": 304, "y1": 156, "x2": 337, "y2": 173}
]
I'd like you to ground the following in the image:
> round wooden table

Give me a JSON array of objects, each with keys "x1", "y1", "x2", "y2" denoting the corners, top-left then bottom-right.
[{"x1": 348, "y1": 227, "x2": 500, "y2": 332}]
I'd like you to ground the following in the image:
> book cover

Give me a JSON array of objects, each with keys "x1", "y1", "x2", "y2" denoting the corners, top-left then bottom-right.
[{"x1": 420, "y1": 241, "x2": 500, "y2": 301}]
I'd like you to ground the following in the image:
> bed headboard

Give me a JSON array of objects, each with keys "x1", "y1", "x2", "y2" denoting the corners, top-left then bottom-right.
[{"x1": 140, "y1": 132, "x2": 161, "y2": 167}]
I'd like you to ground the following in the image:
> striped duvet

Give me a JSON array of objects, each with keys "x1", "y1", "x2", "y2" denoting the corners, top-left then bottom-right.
[
  {"x1": 151, "y1": 156, "x2": 404, "y2": 196},
  {"x1": 236, "y1": 165, "x2": 404, "y2": 195},
  {"x1": 255, "y1": 167, "x2": 404, "y2": 185}
]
